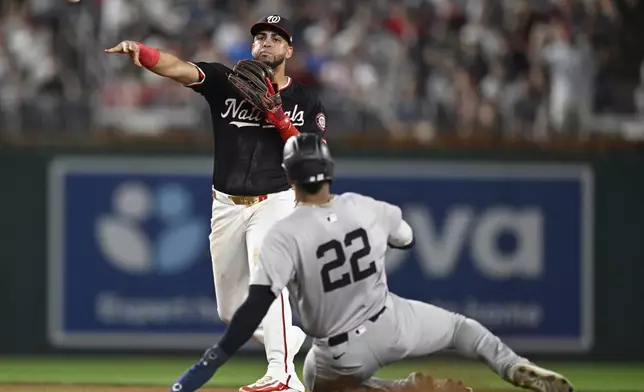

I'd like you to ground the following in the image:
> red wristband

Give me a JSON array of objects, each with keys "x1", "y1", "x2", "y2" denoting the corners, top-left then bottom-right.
[
  {"x1": 136, "y1": 42, "x2": 160, "y2": 68},
  {"x1": 266, "y1": 107, "x2": 300, "y2": 141},
  {"x1": 279, "y1": 123, "x2": 300, "y2": 142}
]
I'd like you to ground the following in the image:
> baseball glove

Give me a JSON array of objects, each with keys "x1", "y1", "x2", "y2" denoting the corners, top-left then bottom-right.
[
  {"x1": 228, "y1": 59, "x2": 282, "y2": 112},
  {"x1": 392, "y1": 372, "x2": 472, "y2": 392},
  {"x1": 314, "y1": 372, "x2": 472, "y2": 392}
]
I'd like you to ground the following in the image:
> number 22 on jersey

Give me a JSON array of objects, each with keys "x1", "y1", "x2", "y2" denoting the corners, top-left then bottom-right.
[{"x1": 317, "y1": 228, "x2": 377, "y2": 293}]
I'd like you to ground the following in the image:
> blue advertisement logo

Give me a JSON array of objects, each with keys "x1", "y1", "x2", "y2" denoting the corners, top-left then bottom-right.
[
  {"x1": 48, "y1": 158, "x2": 224, "y2": 350},
  {"x1": 48, "y1": 158, "x2": 593, "y2": 353},
  {"x1": 97, "y1": 181, "x2": 206, "y2": 276}
]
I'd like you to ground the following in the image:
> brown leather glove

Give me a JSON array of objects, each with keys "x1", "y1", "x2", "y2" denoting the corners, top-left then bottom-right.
[
  {"x1": 323, "y1": 372, "x2": 472, "y2": 392},
  {"x1": 227, "y1": 59, "x2": 281, "y2": 112},
  {"x1": 393, "y1": 372, "x2": 472, "y2": 392}
]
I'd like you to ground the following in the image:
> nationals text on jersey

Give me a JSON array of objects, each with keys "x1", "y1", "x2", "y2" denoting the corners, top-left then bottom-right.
[{"x1": 221, "y1": 98, "x2": 306, "y2": 128}]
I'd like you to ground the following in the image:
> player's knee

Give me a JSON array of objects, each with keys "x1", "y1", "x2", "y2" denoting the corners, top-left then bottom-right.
[
  {"x1": 216, "y1": 307, "x2": 234, "y2": 324},
  {"x1": 452, "y1": 316, "x2": 487, "y2": 354},
  {"x1": 217, "y1": 292, "x2": 251, "y2": 324},
  {"x1": 448, "y1": 311, "x2": 468, "y2": 332}
]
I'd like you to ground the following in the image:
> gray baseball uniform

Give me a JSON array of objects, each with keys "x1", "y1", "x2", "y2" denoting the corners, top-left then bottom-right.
[{"x1": 252, "y1": 192, "x2": 527, "y2": 391}]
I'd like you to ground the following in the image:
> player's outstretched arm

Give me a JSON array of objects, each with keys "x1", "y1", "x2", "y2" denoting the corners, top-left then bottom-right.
[
  {"x1": 104, "y1": 41, "x2": 201, "y2": 85},
  {"x1": 169, "y1": 284, "x2": 277, "y2": 392}
]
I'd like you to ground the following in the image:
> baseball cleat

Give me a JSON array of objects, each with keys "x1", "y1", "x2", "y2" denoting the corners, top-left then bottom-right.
[
  {"x1": 241, "y1": 328, "x2": 307, "y2": 392},
  {"x1": 508, "y1": 363, "x2": 574, "y2": 392},
  {"x1": 240, "y1": 376, "x2": 300, "y2": 392}
]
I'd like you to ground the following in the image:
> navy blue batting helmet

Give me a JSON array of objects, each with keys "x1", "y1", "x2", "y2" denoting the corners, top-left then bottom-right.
[{"x1": 282, "y1": 134, "x2": 334, "y2": 184}]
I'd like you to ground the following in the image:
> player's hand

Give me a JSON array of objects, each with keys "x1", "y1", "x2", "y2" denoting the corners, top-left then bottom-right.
[
  {"x1": 170, "y1": 346, "x2": 225, "y2": 392},
  {"x1": 104, "y1": 41, "x2": 143, "y2": 67}
]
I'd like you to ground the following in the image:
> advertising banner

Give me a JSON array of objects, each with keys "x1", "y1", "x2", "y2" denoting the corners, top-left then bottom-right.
[{"x1": 48, "y1": 158, "x2": 593, "y2": 352}]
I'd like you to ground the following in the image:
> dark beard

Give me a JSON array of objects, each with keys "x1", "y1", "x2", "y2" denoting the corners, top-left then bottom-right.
[{"x1": 255, "y1": 54, "x2": 286, "y2": 69}]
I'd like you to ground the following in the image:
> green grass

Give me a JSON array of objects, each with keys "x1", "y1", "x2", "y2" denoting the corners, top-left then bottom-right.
[{"x1": 0, "y1": 355, "x2": 643, "y2": 391}]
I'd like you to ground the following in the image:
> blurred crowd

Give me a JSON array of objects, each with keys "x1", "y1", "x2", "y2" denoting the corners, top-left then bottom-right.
[{"x1": 1, "y1": 0, "x2": 643, "y2": 142}]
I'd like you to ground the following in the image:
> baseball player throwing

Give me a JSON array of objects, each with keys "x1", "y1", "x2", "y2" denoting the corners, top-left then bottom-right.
[
  {"x1": 105, "y1": 15, "x2": 326, "y2": 392},
  {"x1": 168, "y1": 133, "x2": 575, "y2": 392}
]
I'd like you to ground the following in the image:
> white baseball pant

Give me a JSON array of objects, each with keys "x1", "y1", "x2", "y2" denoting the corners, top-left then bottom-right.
[{"x1": 209, "y1": 187, "x2": 306, "y2": 391}]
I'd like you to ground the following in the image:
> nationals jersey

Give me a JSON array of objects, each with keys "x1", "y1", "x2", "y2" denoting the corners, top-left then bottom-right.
[
  {"x1": 186, "y1": 61, "x2": 326, "y2": 196},
  {"x1": 251, "y1": 192, "x2": 403, "y2": 338}
]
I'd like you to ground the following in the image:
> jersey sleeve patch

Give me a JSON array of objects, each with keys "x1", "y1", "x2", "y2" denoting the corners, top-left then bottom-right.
[{"x1": 315, "y1": 112, "x2": 326, "y2": 132}]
